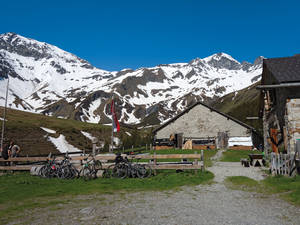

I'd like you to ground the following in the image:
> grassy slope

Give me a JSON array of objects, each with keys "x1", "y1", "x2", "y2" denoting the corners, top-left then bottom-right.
[
  {"x1": 212, "y1": 81, "x2": 262, "y2": 133},
  {"x1": 0, "y1": 107, "x2": 131, "y2": 156}
]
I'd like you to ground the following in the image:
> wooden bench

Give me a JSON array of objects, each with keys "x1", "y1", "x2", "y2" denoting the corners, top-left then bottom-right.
[{"x1": 248, "y1": 154, "x2": 264, "y2": 167}]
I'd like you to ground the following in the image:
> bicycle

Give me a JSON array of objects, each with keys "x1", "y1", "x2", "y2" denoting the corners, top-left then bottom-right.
[
  {"x1": 58, "y1": 154, "x2": 79, "y2": 179},
  {"x1": 127, "y1": 157, "x2": 152, "y2": 178},
  {"x1": 39, "y1": 155, "x2": 59, "y2": 178},
  {"x1": 103, "y1": 154, "x2": 151, "y2": 179},
  {"x1": 79, "y1": 154, "x2": 102, "y2": 181}
]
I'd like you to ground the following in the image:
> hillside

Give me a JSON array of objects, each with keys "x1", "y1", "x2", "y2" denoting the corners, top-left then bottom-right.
[
  {"x1": 0, "y1": 108, "x2": 149, "y2": 156},
  {"x1": 212, "y1": 81, "x2": 262, "y2": 133}
]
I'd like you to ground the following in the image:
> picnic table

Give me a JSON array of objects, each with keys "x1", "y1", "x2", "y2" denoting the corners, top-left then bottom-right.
[{"x1": 248, "y1": 154, "x2": 265, "y2": 167}]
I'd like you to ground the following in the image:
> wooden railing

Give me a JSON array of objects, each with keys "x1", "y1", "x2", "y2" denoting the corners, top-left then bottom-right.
[{"x1": 0, "y1": 151, "x2": 205, "y2": 172}]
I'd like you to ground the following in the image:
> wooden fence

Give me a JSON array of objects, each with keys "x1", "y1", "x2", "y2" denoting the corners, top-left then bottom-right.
[
  {"x1": 270, "y1": 152, "x2": 292, "y2": 176},
  {"x1": 0, "y1": 151, "x2": 204, "y2": 173}
]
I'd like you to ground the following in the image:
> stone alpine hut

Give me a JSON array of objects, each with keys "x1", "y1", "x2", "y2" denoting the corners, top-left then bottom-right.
[{"x1": 153, "y1": 101, "x2": 260, "y2": 150}]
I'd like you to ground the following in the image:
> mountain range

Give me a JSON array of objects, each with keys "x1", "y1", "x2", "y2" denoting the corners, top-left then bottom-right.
[{"x1": 0, "y1": 32, "x2": 263, "y2": 125}]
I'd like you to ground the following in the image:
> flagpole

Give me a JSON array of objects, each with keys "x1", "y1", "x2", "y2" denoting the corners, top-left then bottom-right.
[
  {"x1": 1, "y1": 76, "x2": 9, "y2": 150},
  {"x1": 111, "y1": 119, "x2": 114, "y2": 153},
  {"x1": 110, "y1": 99, "x2": 114, "y2": 153}
]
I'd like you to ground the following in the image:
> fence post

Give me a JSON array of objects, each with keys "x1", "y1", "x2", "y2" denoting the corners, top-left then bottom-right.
[
  {"x1": 194, "y1": 151, "x2": 197, "y2": 174},
  {"x1": 201, "y1": 150, "x2": 204, "y2": 172},
  {"x1": 270, "y1": 152, "x2": 274, "y2": 175},
  {"x1": 282, "y1": 154, "x2": 286, "y2": 175},
  {"x1": 153, "y1": 152, "x2": 157, "y2": 176},
  {"x1": 277, "y1": 153, "x2": 280, "y2": 175},
  {"x1": 288, "y1": 153, "x2": 291, "y2": 175},
  {"x1": 92, "y1": 137, "x2": 97, "y2": 157},
  {"x1": 284, "y1": 154, "x2": 287, "y2": 175}
]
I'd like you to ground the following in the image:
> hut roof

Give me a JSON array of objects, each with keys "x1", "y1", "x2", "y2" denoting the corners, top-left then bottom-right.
[{"x1": 264, "y1": 55, "x2": 300, "y2": 83}]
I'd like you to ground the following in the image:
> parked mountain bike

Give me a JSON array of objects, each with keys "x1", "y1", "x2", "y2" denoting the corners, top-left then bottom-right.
[
  {"x1": 39, "y1": 155, "x2": 59, "y2": 178},
  {"x1": 59, "y1": 154, "x2": 79, "y2": 179},
  {"x1": 38, "y1": 153, "x2": 79, "y2": 179},
  {"x1": 103, "y1": 154, "x2": 152, "y2": 179},
  {"x1": 124, "y1": 156, "x2": 152, "y2": 178},
  {"x1": 79, "y1": 154, "x2": 102, "y2": 181}
]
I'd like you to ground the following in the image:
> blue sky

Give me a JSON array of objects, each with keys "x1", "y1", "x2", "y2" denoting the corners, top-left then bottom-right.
[{"x1": 1, "y1": 0, "x2": 300, "y2": 71}]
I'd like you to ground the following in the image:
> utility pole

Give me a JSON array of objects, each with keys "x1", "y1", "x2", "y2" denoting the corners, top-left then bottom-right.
[{"x1": 1, "y1": 76, "x2": 9, "y2": 150}]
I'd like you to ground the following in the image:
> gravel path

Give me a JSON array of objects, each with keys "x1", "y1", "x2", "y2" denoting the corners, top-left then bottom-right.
[
  {"x1": 7, "y1": 151, "x2": 300, "y2": 225},
  {"x1": 208, "y1": 161, "x2": 266, "y2": 182}
]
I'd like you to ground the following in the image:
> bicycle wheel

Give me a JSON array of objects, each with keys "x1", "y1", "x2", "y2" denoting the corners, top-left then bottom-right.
[
  {"x1": 60, "y1": 166, "x2": 74, "y2": 179},
  {"x1": 39, "y1": 165, "x2": 48, "y2": 178},
  {"x1": 44, "y1": 166, "x2": 53, "y2": 178},
  {"x1": 69, "y1": 165, "x2": 79, "y2": 179},
  {"x1": 94, "y1": 160, "x2": 102, "y2": 170},
  {"x1": 112, "y1": 164, "x2": 128, "y2": 179},
  {"x1": 102, "y1": 164, "x2": 114, "y2": 178},
  {"x1": 80, "y1": 167, "x2": 92, "y2": 181},
  {"x1": 56, "y1": 167, "x2": 64, "y2": 179},
  {"x1": 137, "y1": 164, "x2": 152, "y2": 178}
]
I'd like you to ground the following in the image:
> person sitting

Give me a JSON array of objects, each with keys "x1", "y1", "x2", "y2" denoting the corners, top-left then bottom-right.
[
  {"x1": 0, "y1": 142, "x2": 11, "y2": 166},
  {"x1": 115, "y1": 153, "x2": 123, "y2": 164},
  {"x1": 10, "y1": 144, "x2": 21, "y2": 158}
]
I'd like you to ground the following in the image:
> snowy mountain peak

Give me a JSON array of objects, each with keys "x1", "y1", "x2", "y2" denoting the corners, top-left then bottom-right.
[
  {"x1": 203, "y1": 52, "x2": 239, "y2": 63},
  {"x1": 0, "y1": 32, "x2": 101, "y2": 73},
  {"x1": 0, "y1": 33, "x2": 263, "y2": 125}
]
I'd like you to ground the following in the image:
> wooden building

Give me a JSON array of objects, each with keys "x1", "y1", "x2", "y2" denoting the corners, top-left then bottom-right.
[
  {"x1": 153, "y1": 102, "x2": 260, "y2": 150},
  {"x1": 257, "y1": 55, "x2": 300, "y2": 154}
]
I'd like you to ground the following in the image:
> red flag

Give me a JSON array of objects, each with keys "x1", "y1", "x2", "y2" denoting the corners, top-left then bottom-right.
[{"x1": 111, "y1": 100, "x2": 120, "y2": 132}]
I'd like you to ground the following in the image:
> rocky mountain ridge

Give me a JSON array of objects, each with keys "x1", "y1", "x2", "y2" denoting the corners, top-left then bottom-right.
[{"x1": 0, "y1": 32, "x2": 263, "y2": 125}]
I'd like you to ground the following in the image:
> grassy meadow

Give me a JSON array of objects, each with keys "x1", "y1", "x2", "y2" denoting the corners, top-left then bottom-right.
[
  {"x1": 0, "y1": 170, "x2": 213, "y2": 223},
  {"x1": 220, "y1": 149, "x2": 261, "y2": 162},
  {"x1": 225, "y1": 175, "x2": 300, "y2": 206}
]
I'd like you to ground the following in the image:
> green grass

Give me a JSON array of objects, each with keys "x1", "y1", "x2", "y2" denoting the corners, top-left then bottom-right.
[
  {"x1": 225, "y1": 176, "x2": 261, "y2": 192},
  {"x1": 220, "y1": 149, "x2": 261, "y2": 162},
  {"x1": 225, "y1": 175, "x2": 300, "y2": 206},
  {"x1": 212, "y1": 81, "x2": 263, "y2": 132},
  {"x1": 0, "y1": 170, "x2": 213, "y2": 222},
  {"x1": 0, "y1": 107, "x2": 150, "y2": 156},
  {"x1": 262, "y1": 175, "x2": 300, "y2": 205}
]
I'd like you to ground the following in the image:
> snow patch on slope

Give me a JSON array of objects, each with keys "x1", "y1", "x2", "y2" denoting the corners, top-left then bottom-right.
[{"x1": 48, "y1": 134, "x2": 82, "y2": 153}]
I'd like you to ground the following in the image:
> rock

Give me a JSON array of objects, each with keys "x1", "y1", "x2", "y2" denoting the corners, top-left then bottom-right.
[{"x1": 79, "y1": 207, "x2": 95, "y2": 215}]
